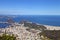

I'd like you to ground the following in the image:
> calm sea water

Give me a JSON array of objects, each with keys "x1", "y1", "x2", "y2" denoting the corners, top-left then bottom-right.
[{"x1": 0, "y1": 15, "x2": 60, "y2": 28}]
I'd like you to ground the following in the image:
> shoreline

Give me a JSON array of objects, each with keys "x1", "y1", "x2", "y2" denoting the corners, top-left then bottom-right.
[
  {"x1": 44, "y1": 25, "x2": 60, "y2": 30},
  {"x1": 0, "y1": 21, "x2": 60, "y2": 30},
  {"x1": 0, "y1": 22, "x2": 60, "y2": 40},
  {"x1": 36, "y1": 23, "x2": 60, "y2": 30},
  {"x1": 25, "y1": 22, "x2": 60, "y2": 30}
]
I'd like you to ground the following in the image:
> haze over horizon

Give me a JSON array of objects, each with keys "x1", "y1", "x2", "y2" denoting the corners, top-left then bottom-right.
[{"x1": 0, "y1": 0, "x2": 60, "y2": 15}]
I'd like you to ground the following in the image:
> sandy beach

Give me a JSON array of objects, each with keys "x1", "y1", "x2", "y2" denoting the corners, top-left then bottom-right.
[{"x1": 44, "y1": 25, "x2": 60, "y2": 30}]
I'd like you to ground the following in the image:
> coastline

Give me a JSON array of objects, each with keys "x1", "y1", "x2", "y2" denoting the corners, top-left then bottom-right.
[
  {"x1": 0, "y1": 21, "x2": 60, "y2": 30},
  {"x1": 44, "y1": 25, "x2": 60, "y2": 30},
  {"x1": 0, "y1": 22, "x2": 60, "y2": 40},
  {"x1": 36, "y1": 23, "x2": 60, "y2": 30},
  {"x1": 35, "y1": 23, "x2": 60, "y2": 30},
  {"x1": 24, "y1": 21, "x2": 60, "y2": 30}
]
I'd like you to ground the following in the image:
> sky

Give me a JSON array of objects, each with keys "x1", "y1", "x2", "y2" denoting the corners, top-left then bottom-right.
[{"x1": 0, "y1": 0, "x2": 60, "y2": 15}]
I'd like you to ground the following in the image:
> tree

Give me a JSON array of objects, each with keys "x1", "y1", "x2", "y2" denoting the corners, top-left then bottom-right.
[{"x1": 0, "y1": 34, "x2": 16, "y2": 40}]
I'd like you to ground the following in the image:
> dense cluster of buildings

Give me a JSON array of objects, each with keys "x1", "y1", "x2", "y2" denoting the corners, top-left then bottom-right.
[{"x1": 0, "y1": 23, "x2": 41, "y2": 40}]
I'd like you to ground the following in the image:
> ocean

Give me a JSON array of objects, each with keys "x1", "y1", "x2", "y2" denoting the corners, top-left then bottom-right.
[{"x1": 0, "y1": 15, "x2": 60, "y2": 28}]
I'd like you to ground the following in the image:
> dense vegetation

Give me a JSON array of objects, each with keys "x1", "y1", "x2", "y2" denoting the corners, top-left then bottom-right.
[
  {"x1": 0, "y1": 34, "x2": 16, "y2": 40},
  {"x1": 25, "y1": 23, "x2": 46, "y2": 31},
  {"x1": 20, "y1": 20, "x2": 46, "y2": 31},
  {"x1": 39, "y1": 30, "x2": 60, "y2": 40}
]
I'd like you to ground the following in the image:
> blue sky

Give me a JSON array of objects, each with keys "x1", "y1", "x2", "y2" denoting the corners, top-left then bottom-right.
[{"x1": 0, "y1": 0, "x2": 60, "y2": 15}]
